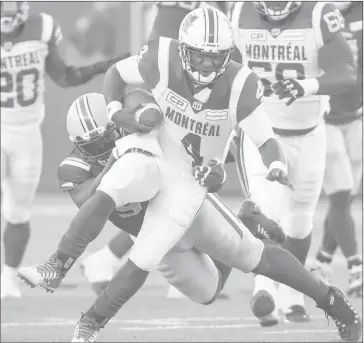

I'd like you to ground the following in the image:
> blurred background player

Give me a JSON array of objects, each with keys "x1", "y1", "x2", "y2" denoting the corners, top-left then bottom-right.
[
  {"x1": 309, "y1": 1, "x2": 363, "y2": 298},
  {"x1": 231, "y1": 1, "x2": 356, "y2": 326},
  {"x1": 0, "y1": 1, "x2": 125, "y2": 299}
]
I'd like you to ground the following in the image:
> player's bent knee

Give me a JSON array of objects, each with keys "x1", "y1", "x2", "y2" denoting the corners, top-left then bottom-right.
[
  {"x1": 2, "y1": 203, "x2": 31, "y2": 224},
  {"x1": 158, "y1": 249, "x2": 221, "y2": 304},
  {"x1": 98, "y1": 154, "x2": 160, "y2": 206},
  {"x1": 282, "y1": 211, "x2": 314, "y2": 239}
]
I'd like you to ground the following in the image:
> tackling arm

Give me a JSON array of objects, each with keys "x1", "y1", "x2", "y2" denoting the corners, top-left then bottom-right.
[
  {"x1": 316, "y1": 34, "x2": 356, "y2": 95},
  {"x1": 46, "y1": 47, "x2": 131, "y2": 88}
]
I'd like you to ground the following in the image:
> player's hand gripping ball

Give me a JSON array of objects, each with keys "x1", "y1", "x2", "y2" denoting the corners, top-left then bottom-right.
[{"x1": 123, "y1": 88, "x2": 164, "y2": 130}]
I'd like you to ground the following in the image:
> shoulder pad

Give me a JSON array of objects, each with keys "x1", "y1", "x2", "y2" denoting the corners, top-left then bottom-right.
[
  {"x1": 137, "y1": 37, "x2": 171, "y2": 89},
  {"x1": 312, "y1": 2, "x2": 344, "y2": 47},
  {"x1": 39, "y1": 12, "x2": 63, "y2": 45}
]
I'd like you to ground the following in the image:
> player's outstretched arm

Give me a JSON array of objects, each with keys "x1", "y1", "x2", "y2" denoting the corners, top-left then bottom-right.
[{"x1": 45, "y1": 46, "x2": 131, "y2": 87}]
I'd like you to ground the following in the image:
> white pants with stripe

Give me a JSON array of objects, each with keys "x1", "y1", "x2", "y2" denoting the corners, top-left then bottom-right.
[
  {"x1": 235, "y1": 124, "x2": 326, "y2": 310},
  {"x1": 1, "y1": 124, "x2": 43, "y2": 223},
  {"x1": 323, "y1": 119, "x2": 363, "y2": 195},
  {"x1": 157, "y1": 193, "x2": 264, "y2": 304}
]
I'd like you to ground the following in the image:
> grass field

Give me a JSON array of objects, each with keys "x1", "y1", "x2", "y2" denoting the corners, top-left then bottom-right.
[{"x1": 1, "y1": 194, "x2": 363, "y2": 342}]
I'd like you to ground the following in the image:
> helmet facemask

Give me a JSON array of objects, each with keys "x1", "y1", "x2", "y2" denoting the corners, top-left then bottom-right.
[
  {"x1": 254, "y1": 1, "x2": 302, "y2": 21},
  {"x1": 1, "y1": 1, "x2": 29, "y2": 34},
  {"x1": 180, "y1": 44, "x2": 233, "y2": 86},
  {"x1": 71, "y1": 122, "x2": 121, "y2": 163}
]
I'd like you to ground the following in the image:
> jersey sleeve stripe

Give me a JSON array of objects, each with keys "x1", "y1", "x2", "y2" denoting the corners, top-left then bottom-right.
[
  {"x1": 235, "y1": 129, "x2": 251, "y2": 198},
  {"x1": 40, "y1": 13, "x2": 54, "y2": 43},
  {"x1": 60, "y1": 159, "x2": 91, "y2": 171},
  {"x1": 312, "y1": 1, "x2": 327, "y2": 49},
  {"x1": 151, "y1": 37, "x2": 171, "y2": 101},
  {"x1": 229, "y1": 66, "x2": 252, "y2": 127}
]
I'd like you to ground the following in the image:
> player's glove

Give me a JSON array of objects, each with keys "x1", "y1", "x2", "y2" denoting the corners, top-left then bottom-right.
[
  {"x1": 193, "y1": 159, "x2": 226, "y2": 193},
  {"x1": 238, "y1": 199, "x2": 286, "y2": 244},
  {"x1": 266, "y1": 161, "x2": 294, "y2": 190},
  {"x1": 271, "y1": 79, "x2": 305, "y2": 106}
]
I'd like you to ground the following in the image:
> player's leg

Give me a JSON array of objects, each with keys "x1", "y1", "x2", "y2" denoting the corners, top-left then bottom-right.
[
  {"x1": 236, "y1": 131, "x2": 284, "y2": 326},
  {"x1": 80, "y1": 231, "x2": 134, "y2": 295},
  {"x1": 344, "y1": 119, "x2": 363, "y2": 296},
  {"x1": 277, "y1": 124, "x2": 326, "y2": 321},
  {"x1": 195, "y1": 194, "x2": 361, "y2": 342},
  {"x1": 18, "y1": 152, "x2": 160, "y2": 292},
  {"x1": 313, "y1": 121, "x2": 362, "y2": 296},
  {"x1": 1, "y1": 128, "x2": 42, "y2": 299},
  {"x1": 71, "y1": 163, "x2": 208, "y2": 342},
  {"x1": 158, "y1": 247, "x2": 230, "y2": 304}
]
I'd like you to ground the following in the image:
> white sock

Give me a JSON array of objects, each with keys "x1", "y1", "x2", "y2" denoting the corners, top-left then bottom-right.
[
  {"x1": 254, "y1": 275, "x2": 277, "y2": 297},
  {"x1": 1, "y1": 264, "x2": 18, "y2": 279}
]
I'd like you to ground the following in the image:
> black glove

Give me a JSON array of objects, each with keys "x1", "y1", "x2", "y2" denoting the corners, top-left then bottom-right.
[
  {"x1": 193, "y1": 159, "x2": 226, "y2": 193},
  {"x1": 271, "y1": 79, "x2": 305, "y2": 106},
  {"x1": 237, "y1": 199, "x2": 286, "y2": 244}
]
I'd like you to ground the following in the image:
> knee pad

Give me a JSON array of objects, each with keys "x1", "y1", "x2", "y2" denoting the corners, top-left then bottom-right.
[
  {"x1": 282, "y1": 210, "x2": 314, "y2": 239},
  {"x1": 2, "y1": 182, "x2": 33, "y2": 223}
]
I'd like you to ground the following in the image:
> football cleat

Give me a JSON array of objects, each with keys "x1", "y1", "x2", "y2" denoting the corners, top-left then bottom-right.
[
  {"x1": 317, "y1": 286, "x2": 362, "y2": 342},
  {"x1": 347, "y1": 264, "x2": 363, "y2": 298},
  {"x1": 17, "y1": 255, "x2": 64, "y2": 293},
  {"x1": 71, "y1": 314, "x2": 101, "y2": 342},
  {"x1": 250, "y1": 290, "x2": 279, "y2": 327},
  {"x1": 284, "y1": 305, "x2": 310, "y2": 323},
  {"x1": 238, "y1": 199, "x2": 286, "y2": 244},
  {"x1": 309, "y1": 260, "x2": 333, "y2": 286}
]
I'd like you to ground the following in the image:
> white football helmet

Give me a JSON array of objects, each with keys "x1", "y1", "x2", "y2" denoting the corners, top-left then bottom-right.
[
  {"x1": 1, "y1": 1, "x2": 29, "y2": 34},
  {"x1": 67, "y1": 93, "x2": 122, "y2": 163},
  {"x1": 179, "y1": 7, "x2": 235, "y2": 86},
  {"x1": 254, "y1": 2, "x2": 302, "y2": 21}
]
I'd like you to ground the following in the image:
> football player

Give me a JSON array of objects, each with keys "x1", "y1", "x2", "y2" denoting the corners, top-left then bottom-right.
[
  {"x1": 0, "y1": 1, "x2": 126, "y2": 299},
  {"x1": 309, "y1": 1, "x2": 363, "y2": 298},
  {"x1": 18, "y1": 8, "x2": 361, "y2": 343},
  {"x1": 79, "y1": 0, "x2": 236, "y2": 301},
  {"x1": 59, "y1": 92, "x2": 235, "y2": 303},
  {"x1": 231, "y1": 1, "x2": 357, "y2": 325}
]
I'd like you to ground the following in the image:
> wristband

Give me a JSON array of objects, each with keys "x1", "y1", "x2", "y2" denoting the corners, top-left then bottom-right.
[
  {"x1": 268, "y1": 161, "x2": 287, "y2": 175},
  {"x1": 297, "y1": 78, "x2": 319, "y2": 96},
  {"x1": 107, "y1": 101, "x2": 123, "y2": 121}
]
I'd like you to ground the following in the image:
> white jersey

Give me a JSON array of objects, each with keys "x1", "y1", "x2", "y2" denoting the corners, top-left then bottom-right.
[
  {"x1": 1, "y1": 13, "x2": 62, "y2": 128},
  {"x1": 231, "y1": 2, "x2": 342, "y2": 131},
  {"x1": 112, "y1": 37, "x2": 273, "y2": 172}
]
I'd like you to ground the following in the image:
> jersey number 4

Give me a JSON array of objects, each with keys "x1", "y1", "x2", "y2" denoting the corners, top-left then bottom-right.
[{"x1": 1, "y1": 68, "x2": 40, "y2": 108}]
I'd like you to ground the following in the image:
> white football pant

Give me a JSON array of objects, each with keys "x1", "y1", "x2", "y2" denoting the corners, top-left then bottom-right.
[
  {"x1": 237, "y1": 124, "x2": 326, "y2": 310},
  {"x1": 323, "y1": 119, "x2": 363, "y2": 195},
  {"x1": 1, "y1": 125, "x2": 43, "y2": 223}
]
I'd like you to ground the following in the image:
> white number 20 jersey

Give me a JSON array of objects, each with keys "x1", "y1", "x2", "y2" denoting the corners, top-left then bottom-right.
[{"x1": 1, "y1": 13, "x2": 62, "y2": 128}]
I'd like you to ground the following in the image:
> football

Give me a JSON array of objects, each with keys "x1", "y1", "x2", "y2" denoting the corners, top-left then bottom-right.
[{"x1": 123, "y1": 88, "x2": 163, "y2": 128}]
